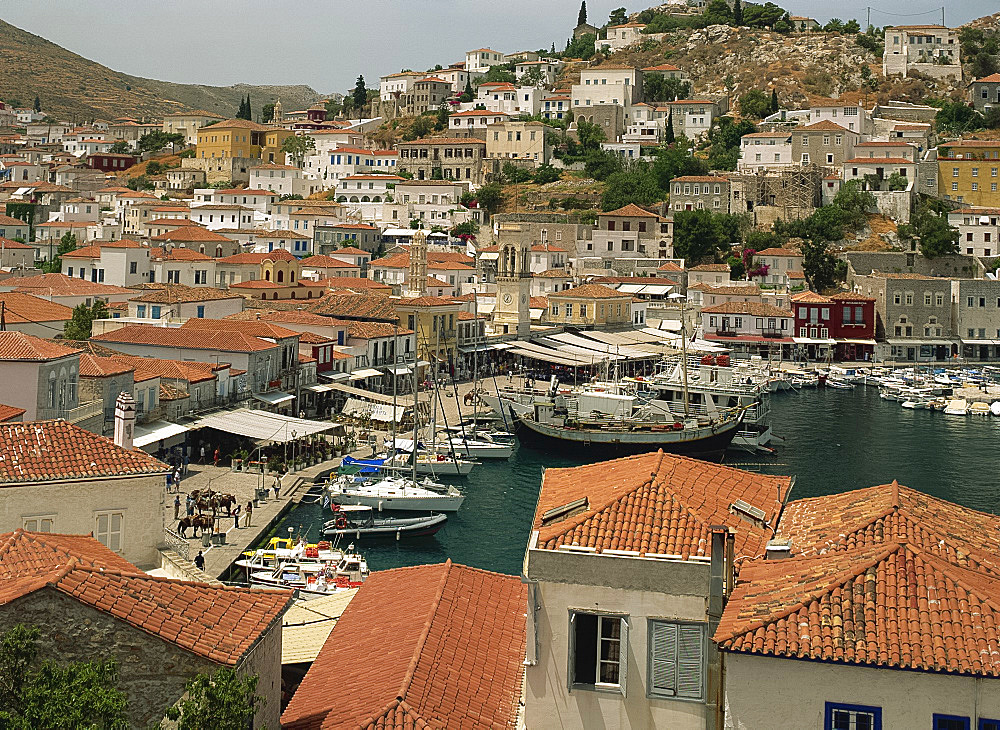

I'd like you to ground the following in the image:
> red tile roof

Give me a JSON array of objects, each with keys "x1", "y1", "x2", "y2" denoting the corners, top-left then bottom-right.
[
  {"x1": 281, "y1": 561, "x2": 526, "y2": 730},
  {"x1": 799, "y1": 120, "x2": 853, "y2": 132},
  {"x1": 844, "y1": 157, "x2": 915, "y2": 165},
  {"x1": 129, "y1": 284, "x2": 241, "y2": 303},
  {"x1": 689, "y1": 263, "x2": 730, "y2": 272},
  {"x1": 180, "y1": 318, "x2": 299, "y2": 339},
  {"x1": 977, "y1": 73, "x2": 1000, "y2": 83},
  {"x1": 755, "y1": 247, "x2": 802, "y2": 257},
  {"x1": 658, "y1": 261, "x2": 684, "y2": 272},
  {"x1": 306, "y1": 292, "x2": 399, "y2": 321},
  {"x1": 0, "y1": 236, "x2": 32, "y2": 249},
  {"x1": 0, "y1": 420, "x2": 169, "y2": 484},
  {"x1": 108, "y1": 354, "x2": 225, "y2": 383},
  {"x1": 298, "y1": 255, "x2": 359, "y2": 269},
  {"x1": 150, "y1": 247, "x2": 212, "y2": 261},
  {"x1": 216, "y1": 250, "x2": 297, "y2": 265},
  {"x1": 0, "y1": 403, "x2": 25, "y2": 422},
  {"x1": 5, "y1": 273, "x2": 131, "y2": 297},
  {"x1": 0, "y1": 530, "x2": 291, "y2": 666},
  {"x1": 92, "y1": 325, "x2": 279, "y2": 353},
  {"x1": 314, "y1": 277, "x2": 392, "y2": 292},
  {"x1": 397, "y1": 137, "x2": 486, "y2": 146},
  {"x1": 328, "y1": 246, "x2": 370, "y2": 256},
  {"x1": 78, "y1": 353, "x2": 134, "y2": 378},
  {"x1": 715, "y1": 542, "x2": 1000, "y2": 677},
  {"x1": 548, "y1": 283, "x2": 630, "y2": 300},
  {"x1": 0, "y1": 332, "x2": 78, "y2": 361},
  {"x1": 601, "y1": 203, "x2": 657, "y2": 218},
  {"x1": 790, "y1": 290, "x2": 830, "y2": 303},
  {"x1": 672, "y1": 175, "x2": 729, "y2": 183},
  {"x1": 150, "y1": 227, "x2": 233, "y2": 243},
  {"x1": 347, "y1": 321, "x2": 412, "y2": 339},
  {"x1": 702, "y1": 301, "x2": 793, "y2": 317},
  {"x1": 0, "y1": 292, "x2": 73, "y2": 324},
  {"x1": 534, "y1": 451, "x2": 791, "y2": 560}
]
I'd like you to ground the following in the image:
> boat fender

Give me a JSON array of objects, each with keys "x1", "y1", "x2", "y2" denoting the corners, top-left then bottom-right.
[
  {"x1": 396, "y1": 528, "x2": 401, "y2": 541},
  {"x1": 335, "y1": 516, "x2": 347, "y2": 530}
]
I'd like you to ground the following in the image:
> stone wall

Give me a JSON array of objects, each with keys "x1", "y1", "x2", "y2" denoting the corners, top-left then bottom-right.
[
  {"x1": 0, "y1": 589, "x2": 219, "y2": 728},
  {"x1": 846, "y1": 251, "x2": 984, "y2": 282}
]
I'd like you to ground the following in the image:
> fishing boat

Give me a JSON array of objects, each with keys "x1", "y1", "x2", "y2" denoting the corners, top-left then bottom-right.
[
  {"x1": 322, "y1": 504, "x2": 448, "y2": 539},
  {"x1": 327, "y1": 474, "x2": 465, "y2": 512},
  {"x1": 511, "y1": 401, "x2": 743, "y2": 459},
  {"x1": 351, "y1": 448, "x2": 478, "y2": 478},
  {"x1": 969, "y1": 401, "x2": 991, "y2": 416},
  {"x1": 428, "y1": 432, "x2": 513, "y2": 459},
  {"x1": 824, "y1": 378, "x2": 855, "y2": 390},
  {"x1": 237, "y1": 538, "x2": 368, "y2": 597}
]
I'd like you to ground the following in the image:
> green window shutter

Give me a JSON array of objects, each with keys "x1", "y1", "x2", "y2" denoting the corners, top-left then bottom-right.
[{"x1": 650, "y1": 621, "x2": 678, "y2": 696}]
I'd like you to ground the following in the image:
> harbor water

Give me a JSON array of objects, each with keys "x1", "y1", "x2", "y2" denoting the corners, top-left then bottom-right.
[{"x1": 270, "y1": 385, "x2": 1000, "y2": 576}]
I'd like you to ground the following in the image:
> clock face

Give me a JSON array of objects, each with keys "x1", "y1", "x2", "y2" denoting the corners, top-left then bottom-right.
[{"x1": 503, "y1": 293, "x2": 513, "y2": 304}]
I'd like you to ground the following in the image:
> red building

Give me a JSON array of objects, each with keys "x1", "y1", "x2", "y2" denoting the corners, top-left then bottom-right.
[
  {"x1": 87, "y1": 152, "x2": 136, "y2": 172},
  {"x1": 792, "y1": 291, "x2": 876, "y2": 361}
]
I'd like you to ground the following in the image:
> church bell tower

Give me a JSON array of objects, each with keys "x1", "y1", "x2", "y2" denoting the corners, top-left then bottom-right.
[{"x1": 493, "y1": 223, "x2": 531, "y2": 338}]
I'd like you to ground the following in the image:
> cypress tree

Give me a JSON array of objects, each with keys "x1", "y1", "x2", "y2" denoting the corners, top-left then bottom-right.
[
  {"x1": 664, "y1": 109, "x2": 675, "y2": 144},
  {"x1": 733, "y1": 0, "x2": 743, "y2": 26},
  {"x1": 578, "y1": 1, "x2": 587, "y2": 26},
  {"x1": 770, "y1": 89, "x2": 779, "y2": 113}
]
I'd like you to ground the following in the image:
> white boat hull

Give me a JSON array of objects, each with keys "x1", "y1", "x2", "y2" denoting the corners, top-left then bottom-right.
[{"x1": 331, "y1": 491, "x2": 465, "y2": 512}]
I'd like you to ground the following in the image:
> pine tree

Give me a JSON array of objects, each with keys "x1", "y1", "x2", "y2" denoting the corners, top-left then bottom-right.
[
  {"x1": 664, "y1": 109, "x2": 675, "y2": 144},
  {"x1": 551, "y1": 42, "x2": 556, "y2": 55},
  {"x1": 32, "y1": 95, "x2": 40, "y2": 112},
  {"x1": 352, "y1": 76, "x2": 367, "y2": 113},
  {"x1": 770, "y1": 89, "x2": 779, "y2": 113},
  {"x1": 578, "y1": 1, "x2": 587, "y2": 26},
  {"x1": 733, "y1": 0, "x2": 743, "y2": 26}
]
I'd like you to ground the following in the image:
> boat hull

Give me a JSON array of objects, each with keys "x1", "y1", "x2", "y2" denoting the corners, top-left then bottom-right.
[
  {"x1": 322, "y1": 513, "x2": 448, "y2": 539},
  {"x1": 512, "y1": 412, "x2": 740, "y2": 461},
  {"x1": 330, "y1": 492, "x2": 465, "y2": 512}
]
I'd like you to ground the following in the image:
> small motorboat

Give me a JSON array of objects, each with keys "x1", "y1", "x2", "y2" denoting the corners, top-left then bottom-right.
[
  {"x1": 969, "y1": 402, "x2": 991, "y2": 416},
  {"x1": 322, "y1": 504, "x2": 448, "y2": 539},
  {"x1": 238, "y1": 537, "x2": 368, "y2": 598},
  {"x1": 991, "y1": 401, "x2": 1000, "y2": 417},
  {"x1": 943, "y1": 398, "x2": 969, "y2": 415},
  {"x1": 825, "y1": 378, "x2": 854, "y2": 390},
  {"x1": 327, "y1": 474, "x2": 465, "y2": 512}
]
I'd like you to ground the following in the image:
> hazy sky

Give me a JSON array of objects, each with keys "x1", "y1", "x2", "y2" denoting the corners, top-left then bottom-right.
[{"x1": 0, "y1": 0, "x2": 994, "y2": 94}]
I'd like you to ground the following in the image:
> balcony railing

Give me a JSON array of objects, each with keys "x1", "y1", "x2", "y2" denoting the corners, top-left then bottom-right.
[
  {"x1": 37, "y1": 399, "x2": 103, "y2": 424},
  {"x1": 761, "y1": 329, "x2": 785, "y2": 338}
]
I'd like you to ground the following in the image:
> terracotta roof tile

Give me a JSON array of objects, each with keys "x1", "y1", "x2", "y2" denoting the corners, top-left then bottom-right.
[
  {"x1": 224, "y1": 309, "x2": 342, "y2": 326},
  {"x1": 0, "y1": 404, "x2": 26, "y2": 422},
  {"x1": 108, "y1": 355, "x2": 225, "y2": 384},
  {"x1": 534, "y1": 451, "x2": 791, "y2": 559},
  {"x1": 0, "y1": 293, "x2": 73, "y2": 324},
  {"x1": 0, "y1": 236, "x2": 32, "y2": 249},
  {"x1": 4, "y1": 273, "x2": 131, "y2": 297},
  {"x1": 150, "y1": 227, "x2": 233, "y2": 243},
  {"x1": 755, "y1": 247, "x2": 802, "y2": 257},
  {"x1": 180, "y1": 318, "x2": 298, "y2": 339},
  {"x1": 299, "y1": 255, "x2": 359, "y2": 269},
  {"x1": 314, "y1": 277, "x2": 392, "y2": 292},
  {"x1": 0, "y1": 529, "x2": 137, "y2": 577},
  {"x1": 790, "y1": 291, "x2": 830, "y2": 303},
  {"x1": 306, "y1": 293, "x2": 399, "y2": 322},
  {"x1": 701, "y1": 301, "x2": 792, "y2": 317},
  {"x1": 601, "y1": 203, "x2": 657, "y2": 218},
  {"x1": 347, "y1": 322, "x2": 413, "y2": 339},
  {"x1": 689, "y1": 263, "x2": 731, "y2": 272},
  {"x1": 0, "y1": 332, "x2": 78, "y2": 361},
  {"x1": 281, "y1": 561, "x2": 526, "y2": 730},
  {"x1": 0, "y1": 420, "x2": 169, "y2": 484},
  {"x1": 78, "y1": 353, "x2": 133, "y2": 378},
  {"x1": 216, "y1": 250, "x2": 297, "y2": 265},
  {"x1": 93, "y1": 324, "x2": 278, "y2": 353},
  {"x1": 129, "y1": 284, "x2": 241, "y2": 303},
  {"x1": 548, "y1": 283, "x2": 631, "y2": 300}
]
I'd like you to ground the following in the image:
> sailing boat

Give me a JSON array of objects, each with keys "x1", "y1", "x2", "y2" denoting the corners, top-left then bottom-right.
[{"x1": 510, "y1": 294, "x2": 743, "y2": 460}]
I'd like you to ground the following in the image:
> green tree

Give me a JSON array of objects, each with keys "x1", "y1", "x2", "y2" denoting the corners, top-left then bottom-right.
[
  {"x1": 481, "y1": 65, "x2": 517, "y2": 85},
  {"x1": 575, "y1": 119, "x2": 605, "y2": 152},
  {"x1": 578, "y1": 1, "x2": 587, "y2": 25},
  {"x1": 236, "y1": 94, "x2": 252, "y2": 120},
  {"x1": 137, "y1": 130, "x2": 184, "y2": 153},
  {"x1": 584, "y1": 150, "x2": 624, "y2": 181},
  {"x1": 473, "y1": 183, "x2": 504, "y2": 214},
  {"x1": 770, "y1": 89, "x2": 779, "y2": 113},
  {"x1": 664, "y1": 109, "x2": 675, "y2": 144},
  {"x1": 912, "y1": 204, "x2": 959, "y2": 258},
  {"x1": 460, "y1": 80, "x2": 474, "y2": 103},
  {"x1": 732, "y1": 0, "x2": 743, "y2": 25},
  {"x1": 145, "y1": 160, "x2": 163, "y2": 176},
  {"x1": 281, "y1": 134, "x2": 316, "y2": 167},
  {"x1": 563, "y1": 33, "x2": 596, "y2": 60},
  {"x1": 886, "y1": 172, "x2": 908, "y2": 191},
  {"x1": 651, "y1": 137, "x2": 707, "y2": 191},
  {"x1": 501, "y1": 162, "x2": 533, "y2": 184},
  {"x1": 985, "y1": 107, "x2": 1000, "y2": 130},
  {"x1": 352, "y1": 75, "x2": 368, "y2": 112},
  {"x1": 801, "y1": 237, "x2": 840, "y2": 291},
  {"x1": 166, "y1": 667, "x2": 260, "y2": 730},
  {"x1": 32, "y1": 95, "x2": 40, "y2": 112},
  {"x1": 108, "y1": 140, "x2": 130, "y2": 154},
  {"x1": 608, "y1": 7, "x2": 627, "y2": 26},
  {"x1": 739, "y1": 89, "x2": 771, "y2": 119},
  {"x1": 706, "y1": 116, "x2": 756, "y2": 171},
  {"x1": 262, "y1": 103, "x2": 275, "y2": 123},
  {"x1": 672, "y1": 209, "x2": 739, "y2": 263},
  {"x1": 823, "y1": 18, "x2": 844, "y2": 32},
  {"x1": 533, "y1": 163, "x2": 561, "y2": 184},
  {"x1": 324, "y1": 98, "x2": 343, "y2": 120},
  {"x1": 644, "y1": 75, "x2": 691, "y2": 103},
  {"x1": 435, "y1": 106, "x2": 450, "y2": 131},
  {"x1": 935, "y1": 102, "x2": 985, "y2": 135},
  {"x1": 405, "y1": 115, "x2": 434, "y2": 140},
  {"x1": 600, "y1": 165, "x2": 662, "y2": 210},
  {"x1": 64, "y1": 300, "x2": 110, "y2": 340},
  {"x1": 843, "y1": 19, "x2": 861, "y2": 33},
  {"x1": 743, "y1": 2, "x2": 785, "y2": 28},
  {"x1": 41, "y1": 232, "x2": 76, "y2": 273},
  {"x1": 831, "y1": 180, "x2": 876, "y2": 229},
  {"x1": 0, "y1": 625, "x2": 128, "y2": 730},
  {"x1": 702, "y1": 0, "x2": 733, "y2": 26},
  {"x1": 125, "y1": 175, "x2": 154, "y2": 191}
]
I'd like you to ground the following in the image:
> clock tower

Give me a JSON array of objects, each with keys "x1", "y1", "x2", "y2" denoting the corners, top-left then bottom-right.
[{"x1": 493, "y1": 223, "x2": 531, "y2": 338}]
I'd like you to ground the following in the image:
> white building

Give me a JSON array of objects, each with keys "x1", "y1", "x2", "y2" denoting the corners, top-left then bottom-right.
[
  {"x1": 883, "y1": 24, "x2": 961, "y2": 79},
  {"x1": 806, "y1": 98, "x2": 873, "y2": 136},
  {"x1": 523, "y1": 451, "x2": 792, "y2": 730},
  {"x1": 595, "y1": 23, "x2": 648, "y2": 53},
  {"x1": 61, "y1": 240, "x2": 152, "y2": 287},
  {"x1": 738, "y1": 131, "x2": 794, "y2": 172},
  {"x1": 449, "y1": 110, "x2": 511, "y2": 133},
  {"x1": 571, "y1": 66, "x2": 642, "y2": 117},
  {"x1": 948, "y1": 206, "x2": 1000, "y2": 258},
  {"x1": 249, "y1": 163, "x2": 322, "y2": 198},
  {"x1": 465, "y1": 48, "x2": 504, "y2": 72},
  {"x1": 379, "y1": 71, "x2": 426, "y2": 101}
]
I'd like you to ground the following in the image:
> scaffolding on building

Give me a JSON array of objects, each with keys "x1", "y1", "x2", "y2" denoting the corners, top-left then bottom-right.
[{"x1": 731, "y1": 165, "x2": 826, "y2": 225}]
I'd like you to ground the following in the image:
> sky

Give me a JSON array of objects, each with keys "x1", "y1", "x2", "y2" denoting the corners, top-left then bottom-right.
[{"x1": 0, "y1": 0, "x2": 995, "y2": 94}]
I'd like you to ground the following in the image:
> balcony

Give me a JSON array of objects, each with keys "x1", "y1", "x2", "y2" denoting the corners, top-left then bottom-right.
[
  {"x1": 761, "y1": 328, "x2": 785, "y2": 338},
  {"x1": 37, "y1": 399, "x2": 103, "y2": 424},
  {"x1": 714, "y1": 329, "x2": 737, "y2": 337}
]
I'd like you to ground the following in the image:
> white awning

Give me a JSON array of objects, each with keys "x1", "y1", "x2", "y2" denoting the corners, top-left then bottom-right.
[
  {"x1": 349, "y1": 368, "x2": 383, "y2": 380},
  {"x1": 341, "y1": 398, "x2": 405, "y2": 423},
  {"x1": 793, "y1": 337, "x2": 836, "y2": 345},
  {"x1": 194, "y1": 409, "x2": 336, "y2": 443},
  {"x1": 962, "y1": 339, "x2": 1000, "y2": 346},
  {"x1": 491, "y1": 342, "x2": 513, "y2": 350},
  {"x1": 838, "y1": 339, "x2": 877, "y2": 346},
  {"x1": 385, "y1": 365, "x2": 412, "y2": 376},
  {"x1": 133, "y1": 421, "x2": 190, "y2": 448},
  {"x1": 886, "y1": 338, "x2": 955, "y2": 346},
  {"x1": 320, "y1": 371, "x2": 351, "y2": 382},
  {"x1": 615, "y1": 283, "x2": 673, "y2": 296},
  {"x1": 253, "y1": 391, "x2": 295, "y2": 405},
  {"x1": 305, "y1": 383, "x2": 338, "y2": 393}
]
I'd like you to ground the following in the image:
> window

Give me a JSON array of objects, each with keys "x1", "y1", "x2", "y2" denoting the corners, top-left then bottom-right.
[
  {"x1": 932, "y1": 717, "x2": 970, "y2": 730},
  {"x1": 980, "y1": 719, "x2": 1000, "y2": 730},
  {"x1": 648, "y1": 621, "x2": 704, "y2": 700},
  {"x1": 95, "y1": 511, "x2": 123, "y2": 553},
  {"x1": 579, "y1": 304, "x2": 587, "y2": 317},
  {"x1": 570, "y1": 612, "x2": 627, "y2": 693},
  {"x1": 824, "y1": 703, "x2": 881, "y2": 730},
  {"x1": 22, "y1": 516, "x2": 54, "y2": 532}
]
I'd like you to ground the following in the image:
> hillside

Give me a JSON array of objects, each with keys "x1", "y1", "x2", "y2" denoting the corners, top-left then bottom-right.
[{"x1": 0, "y1": 18, "x2": 322, "y2": 121}]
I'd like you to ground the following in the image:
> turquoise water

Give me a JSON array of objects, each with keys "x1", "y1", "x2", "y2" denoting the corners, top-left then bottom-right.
[{"x1": 271, "y1": 386, "x2": 1000, "y2": 576}]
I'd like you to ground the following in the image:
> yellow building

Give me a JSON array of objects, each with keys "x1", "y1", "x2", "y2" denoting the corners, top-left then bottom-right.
[
  {"x1": 938, "y1": 139, "x2": 1000, "y2": 208},
  {"x1": 196, "y1": 119, "x2": 292, "y2": 164},
  {"x1": 394, "y1": 296, "x2": 461, "y2": 368},
  {"x1": 547, "y1": 283, "x2": 632, "y2": 328}
]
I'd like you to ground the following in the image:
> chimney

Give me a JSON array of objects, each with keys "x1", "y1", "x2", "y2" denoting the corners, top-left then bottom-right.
[
  {"x1": 113, "y1": 391, "x2": 136, "y2": 450},
  {"x1": 765, "y1": 537, "x2": 793, "y2": 560}
]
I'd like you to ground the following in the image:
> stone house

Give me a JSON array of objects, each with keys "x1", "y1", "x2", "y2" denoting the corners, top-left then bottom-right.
[
  {"x1": 396, "y1": 138, "x2": 487, "y2": 186},
  {"x1": 670, "y1": 175, "x2": 730, "y2": 213},
  {"x1": 404, "y1": 77, "x2": 452, "y2": 116},
  {"x1": 0, "y1": 529, "x2": 289, "y2": 729},
  {"x1": 738, "y1": 131, "x2": 794, "y2": 172},
  {"x1": 485, "y1": 120, "x2": 550, "y2": 166},
  {"x1": 947, "y1": 206, "x2": 1000, "y2": 259},
  {"x1": 969, "y1": 72, "x2": 1000, "y2": 114},
  {"x1": 791, "y1": 121, "x2": 858, "y2": 168},
  {"x1": 0, "y1": 292, "x2": 72, "y2": 337},
  {"x1": 0, "y1": 420, "x2": 169, "y2": 567},
  {"x1": 952, "y1": 278, "x2": 1000, "y2": 361},
  {"x1": 883, "y1": 25, "x2": 961, "y2": 79},
  {"x1": 687, "y1": 263, "x2": 732, "y2": 287},
  {"x1": 546, "y1": 283, "x2": 632, "y2": 328},
  {"x1": 523, "y1": 452, "x2": 792, "y2": 730},
  {"x1": 752, "y1": 247, "x2": 804, "y2": 289}
]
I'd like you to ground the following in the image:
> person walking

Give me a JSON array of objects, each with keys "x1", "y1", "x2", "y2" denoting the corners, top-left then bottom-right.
[
  {"x1": 173, "y1": 494, "x2": 181, "y2": 520},
  {"x1": 199, "y1": 444, "x2": 206, "y2": 464},
  {"x1": 186, "y1": 495, "x2": 194, "y2": 517},
  {"x1": 245, "y1": 501, "x2": 253, "y2": 528},
  {"x1": 213, "y1": 448, "x2": 220, "y2": 467},
  {"x1": 172, "y1": 466, "x2": 182, "y2": 491},
  {"x1": 194, "y1": 551, "x2": 205, "y2": 571},
  {"x1": 273, "y1": 474, "x2": 281, "y2": 499},
  {"x1": 232, "y1": 504, "x2": 241, "y2": 529}
]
